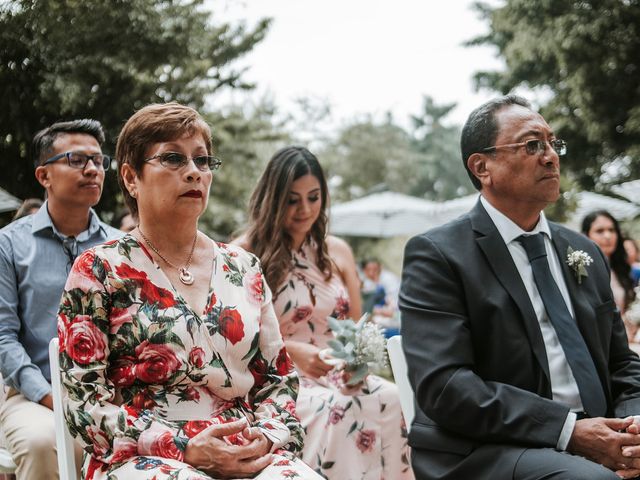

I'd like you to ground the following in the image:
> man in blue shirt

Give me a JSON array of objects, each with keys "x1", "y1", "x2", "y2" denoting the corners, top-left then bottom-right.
[{"x1": 0, "y1": 119, "x2": 122, "y2": 479}]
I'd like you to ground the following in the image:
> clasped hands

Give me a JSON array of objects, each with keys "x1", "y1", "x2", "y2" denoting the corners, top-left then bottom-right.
[
  {"x1": 568, "y1": 416, "x2": 640, "y2": 479},
  {"x1": 184, "y1": 418, "x2": 273, "y2": 479}
]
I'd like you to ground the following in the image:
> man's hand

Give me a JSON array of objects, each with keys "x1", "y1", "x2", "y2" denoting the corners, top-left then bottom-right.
[
  {"x1": 39, "y1": 393, "x2": 53, "y2": 410},
  {"x1": 568, "y1": 417, "x2": 640, "y2": 472},
  {"x1": 613, "y1": 417, "x2": 640, "y2": 478},
  {"x1": 184, "y1": 419, "x2": 273, "y2": 478}
]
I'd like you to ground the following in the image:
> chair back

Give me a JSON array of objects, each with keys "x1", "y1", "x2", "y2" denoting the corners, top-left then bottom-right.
[
  {"x1": 387, "y1": 335, "x2": 415, "y2": 430},
  {"x1": 48, "y1": 338, "x2": 78, "y2": 480}
]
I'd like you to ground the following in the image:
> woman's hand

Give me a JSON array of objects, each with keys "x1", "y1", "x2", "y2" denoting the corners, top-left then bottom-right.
[
  {"x1": 285, "y1": 340, "x2": 334, "y2": 379},
  {"x1": 183, "y1": 419, "x2": 273, "y2": 478}
]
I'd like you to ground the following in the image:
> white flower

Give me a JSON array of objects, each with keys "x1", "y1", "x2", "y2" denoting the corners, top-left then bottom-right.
[
  {"x1": 566, "y1": 247, "x2": 593, "y2": 284},
  {"x1": 326, "y1": 314, "x2": 388, "y2": 385}
]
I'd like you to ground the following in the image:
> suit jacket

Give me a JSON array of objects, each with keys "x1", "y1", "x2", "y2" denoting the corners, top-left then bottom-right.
[{"x1": 399, "y1": 200, "x2": 640, "y2": 479}]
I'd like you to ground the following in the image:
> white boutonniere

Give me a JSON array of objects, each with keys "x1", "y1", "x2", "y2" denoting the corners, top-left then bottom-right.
[{"x1": 566, "y1": 247, "x2": 593, "y2": 284}]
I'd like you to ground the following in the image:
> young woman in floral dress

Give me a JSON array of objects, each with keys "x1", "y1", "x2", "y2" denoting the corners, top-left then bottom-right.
[
  {"x1": 236, "y1": 146, "x2": 414, "y2": 479},
  {"x1": 56, "y1": 104, "x2": 321, "y2": 480}
]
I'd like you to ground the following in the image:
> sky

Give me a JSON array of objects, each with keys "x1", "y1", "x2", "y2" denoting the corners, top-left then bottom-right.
[{"x1": 213, "y1": 0, "x2": 504, "y2": 129}]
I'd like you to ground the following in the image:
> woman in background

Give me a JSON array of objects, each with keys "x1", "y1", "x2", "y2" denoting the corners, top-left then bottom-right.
[
  {"x1": 582, "y1": 210, "x2": 636, "y2": 340},
  {"x1": 57, "y1": 104, "x2": 320, "y2": 479},
  {"x1": 236, "y1": 146, "x2": 413, "y2": 480}
]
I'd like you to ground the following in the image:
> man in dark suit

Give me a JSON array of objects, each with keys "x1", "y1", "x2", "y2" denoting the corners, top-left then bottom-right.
[{"x1": 399, "y1": 95, "x2": 640, "y2": 479}]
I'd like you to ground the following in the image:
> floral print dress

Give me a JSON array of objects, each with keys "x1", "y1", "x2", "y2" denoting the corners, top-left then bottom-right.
[
  {"x1": 56, "y1": 235, "x2": 322, "y2": 480},
  {"x1": 272, "y1": 242, "x2": 414, "y2": 480}
]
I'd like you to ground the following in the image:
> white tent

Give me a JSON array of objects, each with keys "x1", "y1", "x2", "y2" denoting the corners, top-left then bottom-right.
[
  {"x1": 330, "y1": 191, "x2": 640, "y2": 238},
  {"x1": 612, "y1": 180, "x2": 640, "y2": 204},
  {"x1": 329, "y1": 192, "x2": 438, "y2": 238},
  {"x1": 0, "y1": 187, "x2": 21, "y2": 214}
]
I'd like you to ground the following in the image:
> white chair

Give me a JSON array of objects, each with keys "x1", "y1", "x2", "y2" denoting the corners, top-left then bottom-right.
[
  {"x1": 48, "y1": 338, "x2": 78, "y2": 480},
  {"x1": 387, "y1": 335, "x2": 415, "y2": 430}
]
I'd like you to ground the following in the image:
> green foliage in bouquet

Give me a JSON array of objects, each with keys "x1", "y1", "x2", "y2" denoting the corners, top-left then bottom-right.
[{"x1": 326, "y1": 315, "x2": 388, "y2": 386}]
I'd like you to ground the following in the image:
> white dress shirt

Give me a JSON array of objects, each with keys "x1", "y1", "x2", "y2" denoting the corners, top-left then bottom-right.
[{"x1": 481, "y1": 196, "x2": 580, "y2": 450}]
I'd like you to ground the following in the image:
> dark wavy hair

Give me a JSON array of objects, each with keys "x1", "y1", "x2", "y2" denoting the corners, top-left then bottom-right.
[
  {"x1": 244, "y1": 146, "x2": 332, "y2": 295},
  {"x1": 581, "y1": 210, "x2": 635, "y2": 309}
]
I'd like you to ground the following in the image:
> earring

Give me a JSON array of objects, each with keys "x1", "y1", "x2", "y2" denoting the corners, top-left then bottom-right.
[{"x1": 130, "y1": 191, "x2": 137, "y2": 198}]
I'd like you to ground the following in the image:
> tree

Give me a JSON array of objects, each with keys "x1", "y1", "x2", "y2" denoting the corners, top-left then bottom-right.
[
  {"x1": 319, "y1": 115, "x2": 425, "y2": 203},
  {"x1": 469, "y1": 0, "x2": 640, "y2": 190},
  {"x1": 410, "y1": 96, "x2": 473, "y2": 200},
  {"x1": 201, "y1": 99, "x2": 290, "y2": 239},
  {"x1": 0, "y1": 0, "x2": 270, "y2": 227}
]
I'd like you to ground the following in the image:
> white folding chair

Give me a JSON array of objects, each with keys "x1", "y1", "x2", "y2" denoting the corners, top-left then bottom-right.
[
  {"x1": 387, "y1": 335, "x2": 415, "y2": 430},
  {"x1": 48, "y1": 338, "x2": 78, "y2": 480}
]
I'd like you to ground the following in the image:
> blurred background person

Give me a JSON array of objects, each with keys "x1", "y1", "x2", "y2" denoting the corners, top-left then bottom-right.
[
  {"x1": 623, "y1": 235, "x2": 640, "y2": 286},
  {"x1": 57, "y1": 103, "x2": 320, "y2": 479},
  {"x1": 11, "y1": 198, "x2": 43, "y2": 221},
  {"x1": 581, "y1": 210, "x2": 636, "y2": 340},
  {"x1": 111, "y1": 207, "x2": 137, "y2": 233},
  {"x1": 236, "y1": 146, "x2": 414, "y2": 480},
  {"x1": 361, "y1": 258, "x2": 400, "y2": 336}
]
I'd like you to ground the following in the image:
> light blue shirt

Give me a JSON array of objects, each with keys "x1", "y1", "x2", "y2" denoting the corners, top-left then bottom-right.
[{"x1": 0, "y1": 201, "x2": 122, "y2": 402}]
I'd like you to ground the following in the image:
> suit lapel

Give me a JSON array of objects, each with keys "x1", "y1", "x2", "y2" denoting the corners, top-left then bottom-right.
[{"x1": 470, "y1": 202, "x2": 551, "y2": 384}]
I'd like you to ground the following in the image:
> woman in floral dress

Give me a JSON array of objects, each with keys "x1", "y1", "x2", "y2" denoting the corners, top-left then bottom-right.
[
  {"x1": 236, "y1": 146, "x2": 414, "y2": 479},
  {"x1": 56, "y1": 104, "x2": 321, "y2": 480}
]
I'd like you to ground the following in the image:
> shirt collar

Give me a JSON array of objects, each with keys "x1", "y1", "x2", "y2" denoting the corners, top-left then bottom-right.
[
  {"x1": 480, "y1": 195, "x2": 552, "y2": 245},
  {"x1": 31, "y1": 200, "x2": 105, "y2": 240}
]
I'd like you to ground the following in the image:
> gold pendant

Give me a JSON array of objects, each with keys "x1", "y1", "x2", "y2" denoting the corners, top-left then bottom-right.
[{"x1": 179, "y1": 268, "x2": 194, "y2": 285}]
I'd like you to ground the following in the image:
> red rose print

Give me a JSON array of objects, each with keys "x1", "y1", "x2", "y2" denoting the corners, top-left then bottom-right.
[
  {"x1": 110, "y1": 307, "x2": 133, "y2": 333},
  {"x1": 332, "y1": 296, "x2": 350, "y2": 320},
  {"x1": 132, "y1": 390, "x2": 157, "y2": 409},
  {"x1": 355, "y1": 429, "x2": 376, "y2": 453},
  {"x1": 328, "y1": 405, "x2": 346, "y2": 425},
  {"x1": 292, "y1": 305, "x2": 312, "y2": 323},
  {"x1": 283, "y1": 400, "x2": 297, "y2": 416},
  {"x1": 135, "y1": 340, "x2": 181, "y2": 383},
  {"x1": 204, "y1": 293, "x2": 217, "y2": 314},
  {"x1": 140, "y1": 283, "x2": 176, "y2": 309},
  {"x1": 188, "y1": 347, "x2": 206, "y2": 368},
  {"x1": 108, "y1": 357, "x2": 136, "y2": 387},
  {"x1": 250, "y1": 357, "x2": 268, "y2": 386},
  {"x1": 111, "y1": 437, "x2": 138, "y2": 463},
  {"x1": 86, "y1": 425, "x2": 110, "y2": 457},
  {"x1": 183, "y1": 420, "x2": 211, "y2": 438},
  {"x1": 65, "y1": 320, "x2": 106, "y2": 365},
  {"x1": 275, "y1": 459, "x2": 292, "y2": 466},
  {"x1": 223, "y1": 264, "x2": 230, "y2": 272},
  {"x1": 183, "y1": 386, "x2": 200, "y2": 401},
  {"x1": 75, "y1": 250, "x2": 96, "y2": 279},
  {"x1": 244, "y1": 272, "x2": 264, "y2": 305},
  {"x1": 275, "y1": 347, "x2": 293, "y2": 375},
  {"x1": 219, "y1": 308, "x2": 244, "y2": 344},
  {"x1": 150, "y1": 431, "x2": 183, "y2": 460},
  {"x1": 115, "y1": 263, "x2": 148, "y2": 283}
]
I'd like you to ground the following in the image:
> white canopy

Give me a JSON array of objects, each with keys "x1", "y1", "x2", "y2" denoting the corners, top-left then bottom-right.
[
  {"x1": 0, "y1": 187, "x2": 21, "y2": 214},
  {"x1": 329, "y1": 191, "x2": 640, "y2": 238}
]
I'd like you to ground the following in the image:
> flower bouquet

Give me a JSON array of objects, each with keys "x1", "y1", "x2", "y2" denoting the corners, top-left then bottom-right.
[
  {"x1": 323, "y1": 314, "x2": 388, "y2": 385},
  {"x1": 625, "y1": 286, "x2": 640, "y2": 327}
]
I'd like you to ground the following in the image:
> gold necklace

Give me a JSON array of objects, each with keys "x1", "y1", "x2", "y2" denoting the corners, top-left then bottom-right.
[{"x1": 138, "y1": 228, "x2": 198, "y2": 286}]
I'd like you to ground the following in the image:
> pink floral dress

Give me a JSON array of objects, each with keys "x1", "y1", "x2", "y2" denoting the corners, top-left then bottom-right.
[
  {"x1": 272, "y1": 242, "x2": 414, "y2": 480},
  {"x1": 56, "y1": 235, "x2": 322, "y2": 480}
]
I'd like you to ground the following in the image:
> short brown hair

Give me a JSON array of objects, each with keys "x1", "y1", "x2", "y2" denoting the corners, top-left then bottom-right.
[{"x1": 115, "y1": 102, "x2": 212, "y2": 216}]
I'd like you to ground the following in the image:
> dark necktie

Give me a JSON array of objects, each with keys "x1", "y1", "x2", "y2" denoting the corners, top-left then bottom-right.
[{"x1": 517, "y1": 233, "x2": 607, "y2": 417}]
